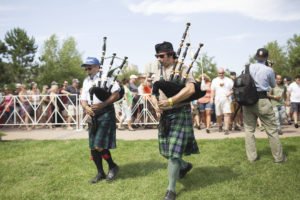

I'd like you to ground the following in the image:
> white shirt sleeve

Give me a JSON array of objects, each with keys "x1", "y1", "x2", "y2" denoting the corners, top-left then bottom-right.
[
  {"x1": 211, "y1": 79, "x2": 216, "y2": 91},
  {"x1": 81, "y1": 78, "x2": 89, "y2": 101}
]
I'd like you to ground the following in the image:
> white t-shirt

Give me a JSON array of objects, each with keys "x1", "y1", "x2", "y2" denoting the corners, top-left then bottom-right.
[
  {"x1": 287, "y1": 82, "x2": 300, "y2": 103},
  {"x1": 81, "y1": 72, "x2": 120, "y2": 105},
  {"x1": 211, "y1": 77, "x2": 233, "y2": 101}
]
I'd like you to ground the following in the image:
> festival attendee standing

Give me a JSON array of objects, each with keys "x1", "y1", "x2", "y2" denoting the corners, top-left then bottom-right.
[
  {"x1": 268, "y1": 74, "x2": 287, "y2": 134},
  {"x1": 81, "y1": 57, "x2": 120, "y2": 183},
  {"x1": 287, "y1": 74, "x2": 300, "y2": 128},
  {"x1": 197, "y1": 74, "x2": 213, "y2": 133},
  {"x1": 64, "y1": 79, "x2": 80, "y2": 130},
  {"x1": 210, "y1": 68, "x2": 234, "y2": 135},
  {"x1": 151, "y1": 42, "x2": 199, "y2": 200},
  {"x1": 243, "y1": 48, "x2": 286, "y2": 163},
  {"x1": 118, "y1": 78, "x2": 135, "y2": 131}
]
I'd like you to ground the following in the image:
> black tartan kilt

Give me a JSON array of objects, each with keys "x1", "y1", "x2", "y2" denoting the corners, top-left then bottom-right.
[
  {"x1": 88, "y1": 107, "x2": 117, "y2": 149},
  {"x1": 158, "y1": 105, "x2": 199, "y2": 159}
]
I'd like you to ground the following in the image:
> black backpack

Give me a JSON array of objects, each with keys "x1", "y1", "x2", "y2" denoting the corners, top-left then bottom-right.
[{"x1": 233, "y1": 65, "x2": 259, "y2": 106}]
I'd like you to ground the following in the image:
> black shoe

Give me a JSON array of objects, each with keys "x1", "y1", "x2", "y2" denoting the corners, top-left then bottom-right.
[
  {"x1": 206, "y1": 128, "x2": 210, "y2": 134},
  {"x1": 295, "y1": 124, "x2": 299, "y2": 128},
  {"x1": 278, "y1": 130, "x2": 283, "y2": 135},
  {"x1": 164, "y1": 190, "x2": 176, "y2": 200},
  {"x1": 179, "y1": 163, "x2": 193, "y2": 179},
  {"x1": 89, "y1": 173, "x2": 106, "y2": 184},
  {"x1": 224, "y1": 130, "x2": 229, "y2": 135},
  {"x1": 106, "y1": 165, "x2": 119, "y2": 181},
  {"x1": 234, "y1": 126, "x2": 241, "y2": 131},
  {"x1": 218, "y1": 126, "x2": 223, "y2": 132}
]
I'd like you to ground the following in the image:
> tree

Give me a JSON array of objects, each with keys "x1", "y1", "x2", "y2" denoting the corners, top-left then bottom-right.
[
  {"x1": 3, "y1": 28, "x2": 38, "y2": 83},
  {"x1": 264, "y1": 41, "x2": 288, "y2": 76},
  {"x1": 37, "y1": 35, "x2": 84, "y2": 86},
  {"x1": 117, "y1": 61, "x2": 137, "y2": 81},
  {"x1": 0, "y1": 40, "x2": 15, "y2": 87},
  {"x1": 193, "y1": 53, "x2": 218, "y2": 80},
  {"x1": 287, "y1": 34, "x2": 300, "y2": 76},
  {"x1": 58, "y1": 37, "x2": 85, "y2": 81}
]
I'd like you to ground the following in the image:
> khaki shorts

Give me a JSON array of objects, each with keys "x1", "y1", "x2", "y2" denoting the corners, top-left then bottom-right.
[
  {"x1": 215, "y1": 98, "x2": 232, "y2": 116},
  {"x1": 67, "y1": 105, "x2": 76, "y2": 116}
]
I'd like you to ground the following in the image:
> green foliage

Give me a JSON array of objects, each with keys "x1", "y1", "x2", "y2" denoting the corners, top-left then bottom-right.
[
  {"x1": 0, "y1": 138, "x2": 299, "y2": 200},
  {"x1": 117, "y1": 63, "x2": 139, "y2": 81},
  {"x1": 264, "y1": 41, "x2": 288, "y2": 76},
  {"x1": 0, "y1": 40, "x2": 14, "y2": 87},
  {"x1": 37, "y1": 34, "x2": 85, "y2": 86},
  {"x1": 287, "y1": 34, "x2": 300, "y2": 77},
  {"x1": 2, "y1": 27, "x2": 38, "y2": 83},
  {"x1": 247, "y1": 36, "x2": 300, "y2": 78},
  {"x1": 0, "y1": 61, "x2": 15, "y2": 88},
  {"x1": 193, "y1": 53, "x2": 218, "y2": 80}
]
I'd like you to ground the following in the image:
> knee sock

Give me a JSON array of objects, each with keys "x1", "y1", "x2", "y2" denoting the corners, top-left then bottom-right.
[
  {"x1": 101, "y1": 149, "x2": 116, "y2": 169},
  {"x1": 91, "y1": 150, "x2": 104, "y2": 174},
  {"x1": 178, "y1": 158, "x2": 188, "y2": 169},
  {"x1": 167, "y1": 158, "x2": 180, "y2": 192}
]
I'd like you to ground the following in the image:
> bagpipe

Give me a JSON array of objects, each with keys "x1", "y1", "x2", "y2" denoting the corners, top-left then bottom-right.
[
  {"x1": 152, "y1": 23, "x2": 206, "y2": 103},
  {"x1": 89, "y1": 37, "x2": 128, "y2": 103}
]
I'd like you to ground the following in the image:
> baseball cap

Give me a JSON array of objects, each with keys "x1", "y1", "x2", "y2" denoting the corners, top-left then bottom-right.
[
  {"x1": 81, "y1": 57, "x2": 100, "y2": 67},
  {"x1": 255, "y1": 48, "x2": 269, "y2": 60},
  {"x1": 72, "y1": 78, "x2": 79, "y2": 83},
  {"x1": 51, "y1": 81, "x2": 58, "y2": 85},
  {"x1": 130, "y1": 74, "x2": 138, "y2": 79},
  {"x1": 15, "y1": 83, "x2": 21, "y2": 88}
]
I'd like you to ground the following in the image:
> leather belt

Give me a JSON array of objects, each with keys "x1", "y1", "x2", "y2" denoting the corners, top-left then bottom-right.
[
  {"x1": 163, "y1": 105, "x2": 190, "y2": 115},
  {"x1": 257, "y1": 91, "x2": 268, "y2": 99}
]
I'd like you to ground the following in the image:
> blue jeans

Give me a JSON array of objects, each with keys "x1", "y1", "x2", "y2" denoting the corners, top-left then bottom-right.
[{"x1": 273, "y1": 105, "x2": 286, "y2": 131}]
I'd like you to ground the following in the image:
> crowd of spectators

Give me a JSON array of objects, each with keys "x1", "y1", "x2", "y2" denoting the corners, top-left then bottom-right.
[
  {"x1": 0, "y1": 72, "x2": 299, "y2": 133},
  {"x1": 0, "y1": 79, "x2": 80, "y2": 130}
]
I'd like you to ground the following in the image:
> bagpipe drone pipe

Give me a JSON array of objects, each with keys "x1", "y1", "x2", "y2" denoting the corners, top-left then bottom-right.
[
  {"x1": 152, "y1": 22, "x2": 206, "y2": 103},
  {"x1": 89, "y1": 56, "x2": 127, "y2": 102},
  {"x1": 89, "y1": 37, "x2": 127, "y2": 102},
  {"x1": 152, "y1": 43, "x2": 205, "y2": 103}
]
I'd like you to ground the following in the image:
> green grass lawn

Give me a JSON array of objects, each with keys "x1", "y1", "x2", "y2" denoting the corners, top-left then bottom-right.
[{"x1": 0, "y1": 137, "x2": 299, "y2": 200}]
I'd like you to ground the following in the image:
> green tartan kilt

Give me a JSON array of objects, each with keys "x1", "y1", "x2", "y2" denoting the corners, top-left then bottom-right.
[
  {"x1": 158, "y1": 105, "x2": 199, "y2": 159},
  {"x1": 88, "y1": 108, "x2": 117, "y2": 150}
]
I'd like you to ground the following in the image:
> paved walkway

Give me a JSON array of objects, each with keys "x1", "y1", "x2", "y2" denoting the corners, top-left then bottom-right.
[{"x1": 1, "y1": 125, "x2": 299, "y2": 141}]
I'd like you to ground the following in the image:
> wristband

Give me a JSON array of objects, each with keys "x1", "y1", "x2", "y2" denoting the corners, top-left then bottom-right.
[{"x1": 168, "y1": 98, "x2": 174, "y2": 106}]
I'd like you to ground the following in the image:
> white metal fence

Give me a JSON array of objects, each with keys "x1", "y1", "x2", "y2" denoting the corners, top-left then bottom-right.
[{"x1": 0, "y1": 94, "x2": 159, "y2": 130}]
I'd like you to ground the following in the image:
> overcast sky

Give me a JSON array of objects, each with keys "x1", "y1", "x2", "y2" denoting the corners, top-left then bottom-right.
[{"x1": 1, "y1": 0, "x2": 300, "y2": 74}]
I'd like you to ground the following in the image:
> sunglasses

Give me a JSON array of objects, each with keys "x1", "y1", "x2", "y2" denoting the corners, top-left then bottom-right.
[
  {"x1": 85, "y1": 68, "x2": 93, "y2": 71},
  {"x1": 155, "y1": 54, "x2": 166, "y2": 59}
]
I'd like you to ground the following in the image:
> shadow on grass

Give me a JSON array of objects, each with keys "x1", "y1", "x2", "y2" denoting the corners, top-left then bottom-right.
[
  {"x1": 177, "y1": 166, "x2": 239, "y2": 195},
  {"x1": 260, "y1": 144, "x2": 297, "y2": 157},
  {"x1": 118, "y1": 160, "x2": 166, "y2": 179}
]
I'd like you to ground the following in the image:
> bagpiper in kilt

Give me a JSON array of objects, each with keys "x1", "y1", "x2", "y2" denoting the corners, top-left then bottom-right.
[
  {"x1": 81, "y1": 57, "x2": 120, "y2": 184},
  {"x1": 151, "y1": 41, "x2": 199, "y2": 200}
]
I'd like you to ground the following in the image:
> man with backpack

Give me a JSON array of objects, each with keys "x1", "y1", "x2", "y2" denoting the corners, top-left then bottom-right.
[{"x1": 242, "y1": 48, "x2": 286, "y2": 163}]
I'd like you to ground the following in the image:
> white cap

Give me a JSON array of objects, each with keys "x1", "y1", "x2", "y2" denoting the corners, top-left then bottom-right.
[
  {"x1": 15, "y1": 83, "x2": 22, "y2": 88},
  {"x1": 130, "y1": 74, "x2": 138, "y2": 79},
  {"x1": 151, "y1": 74, "x2": 156, "y2": 80}
]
